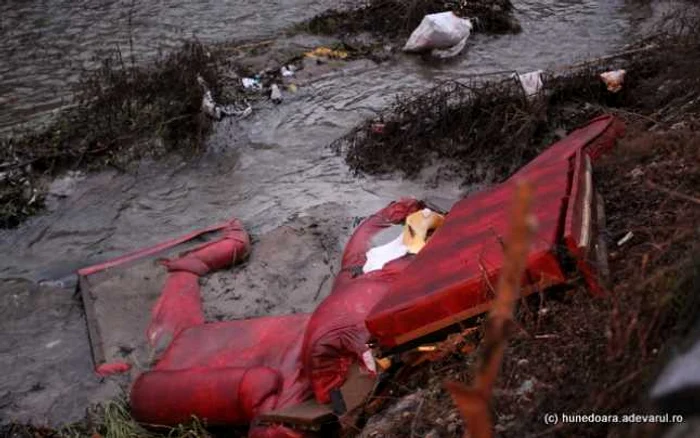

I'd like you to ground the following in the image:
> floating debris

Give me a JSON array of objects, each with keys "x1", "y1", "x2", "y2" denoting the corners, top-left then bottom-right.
[
  {"x1": 600, "y1": 69, "x2": 626, "y2": 93},
  {"x1": 270, "y1": 84, "x2": 283, "y2": 104}
]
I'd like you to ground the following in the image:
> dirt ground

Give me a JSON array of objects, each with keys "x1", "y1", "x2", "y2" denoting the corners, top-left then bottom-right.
[{"x1": 202, "y1": 202, "x2": 352, "y2": 320}]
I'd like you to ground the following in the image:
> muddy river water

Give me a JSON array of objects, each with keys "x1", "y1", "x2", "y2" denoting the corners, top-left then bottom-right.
[{"x1": 0, "y1": 0, "x2": 659, "y2": 426}]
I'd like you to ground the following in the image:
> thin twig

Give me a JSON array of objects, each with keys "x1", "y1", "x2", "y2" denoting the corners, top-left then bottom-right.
[
  {"x1": 410, "y1": 397, "x2": 425, "y2": 438},
  {"x1": 445, "y1": 181, "x2": 535, "y2": 438},
  {"x1": 645, "y1": 180, "x2": 700, "y2": 206}
]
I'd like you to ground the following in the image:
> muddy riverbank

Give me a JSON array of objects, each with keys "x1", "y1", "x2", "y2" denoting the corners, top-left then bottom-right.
[{"x1": 0, "y1": 0, "x2": 676, "y2": 433}]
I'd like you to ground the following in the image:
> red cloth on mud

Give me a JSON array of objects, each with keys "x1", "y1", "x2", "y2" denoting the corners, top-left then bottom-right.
[
  {"x1": 302, "y1": 198, "x2": 423, "y2": 403},
  {"x1": 130, "y1": 199, "x2": 422, "y2": 432}
]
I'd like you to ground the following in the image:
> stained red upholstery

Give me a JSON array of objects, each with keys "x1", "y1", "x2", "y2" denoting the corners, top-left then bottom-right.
[
  {"x1": 366, "y1": 115, "x2": 625, "y2": 348},
  {"x1": 130, "y1": 200, "x2": 423, "y2": 432},
  {"x1": 128, "y1": 116, "x2": 625, "y2": 435},
  {"x1": 302, "y1": 199, "x2": 423, "y2": 403}
]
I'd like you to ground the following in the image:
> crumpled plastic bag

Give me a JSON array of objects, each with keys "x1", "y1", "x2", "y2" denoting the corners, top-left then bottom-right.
[
  {"x1": 514, "y1": 70, "x2": 544, "y2": 98},
  {"x1": 363, "y1": 230, "x2": 408, "y2": 273},
  {"x1": 403, "y1": 12, "x2": 472, "y2": 57},
  {"x1": 600, "y1": 69, "x2": 626, "y2": 93}
]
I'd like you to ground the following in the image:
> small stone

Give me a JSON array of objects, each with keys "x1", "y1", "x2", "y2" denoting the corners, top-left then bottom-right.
[
  {"x1": 516, "y1": 378, "x2": 536, "y2": 396},
  {"x1": 629, "y1": 167, "x2": 644, "y2": 179}
]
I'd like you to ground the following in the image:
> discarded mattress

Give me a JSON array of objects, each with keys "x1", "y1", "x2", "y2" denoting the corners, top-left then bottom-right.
[{"x1": 366, "y1": 115, "x2": 626, "y2": 350}]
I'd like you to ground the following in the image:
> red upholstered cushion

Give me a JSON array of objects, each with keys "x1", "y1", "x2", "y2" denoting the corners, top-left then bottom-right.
[{"x1": 366, "y1": 115, "x2": 625, "y2": 348}]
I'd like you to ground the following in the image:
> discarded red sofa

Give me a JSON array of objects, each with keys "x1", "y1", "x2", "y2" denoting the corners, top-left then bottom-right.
[{"x1": 126, "y1": 114, "x2": 625, "y2": 435}]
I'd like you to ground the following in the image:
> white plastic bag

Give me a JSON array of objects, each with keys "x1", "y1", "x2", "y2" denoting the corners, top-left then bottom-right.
[
  {"x1": 403, "y1": 12, "x2": 473, "y2": 53},
  {"x1": 514, "y1": 70, "x2": 544, "y2": 98},
  {"x1": 362, "y1": 233, "x2": 408, "y2": 273},
  {"x1": 431, "y1": 35, "x2": 468, "y2": 59}
]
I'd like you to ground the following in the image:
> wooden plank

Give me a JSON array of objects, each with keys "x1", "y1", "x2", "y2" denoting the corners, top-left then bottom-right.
[
  {"x1": 79, "y1": 275, "x2": 106, "y2": 368},
  {"x1": 390, "y1": 276, "x2": 560, "y2": 348},
  {"x1": 258, "y1": 400, "x2": 335, "y2": 426},
  {"x1": 340, "y1": 364, "x2": 376, "y2": 414}
]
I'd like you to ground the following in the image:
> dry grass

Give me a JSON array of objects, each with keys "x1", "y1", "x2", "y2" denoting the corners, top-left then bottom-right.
[
  {"x1": 0, "y1": 41, "x2": 221, "y2": 228},
  {"x1": 0, "y1": 398, "x2": 213, "y2": 438}
]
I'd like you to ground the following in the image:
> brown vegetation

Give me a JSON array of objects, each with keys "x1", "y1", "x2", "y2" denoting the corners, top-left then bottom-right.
[
  {"x1": 302, "y1": 0, "x2": 520, "y2": 39},
  {"x1": 344, "y1": 9, "x2": 700, "y2": 438},
  {"x1": 0, "y1": 41, "x2": 221, "y2": 228},
  {"x1": 332, "y1": 10, "x2": 700, "y2": 188}
]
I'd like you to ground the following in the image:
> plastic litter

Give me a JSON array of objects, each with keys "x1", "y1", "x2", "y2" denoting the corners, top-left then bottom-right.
[
  {"x1": 371, "y1": 123, "x2": 385, "y2": 134},
  {"x1": 242, "y1": 77, "x2": 263, "y2": 90},
  {"x1": 514, "y1": 70, "x2": 544, "y2": 98},
  {"x1": 270, "y1": 84, "x2": 282, "y2": 104},
  {"x1": 362, "y1": 208, "x2": 444, "y2": 273},
  {"x1": 403, "y1": 208, "x2": 445, "y2": 254},
  {"x1": 304, "y1": 47, "x2": 349, "y2": 60},
  {"x1": 431, "y1": 36, "x2": 468, "y2": 59},
  {"x1": 198, "y1": 74, "x2": 252, "y2": 120},
  {"x1": 221, "y1": 102, "x2": 253, "y2": 119},
  {"x1": 600, "y1": 69, "x2": 626, "y2": 93},
  {"x1": 202, "y1": 90, "x2": 222, "y2": 120},
  {"x1": 287, "y1": 84, "x2": 298, "y2": 93},
  {"x1": 403, "y1": 12, "x2": 472, "y2": 57},
  {"x1": 280, "y1": 66, "x2": 294, "y2": 77},
  {"x1": 363, "y1": 233, "x2": 408, "y2": 273},
  {"x1": 617, "y1": 231, "x2": 634, "y2": 247}
]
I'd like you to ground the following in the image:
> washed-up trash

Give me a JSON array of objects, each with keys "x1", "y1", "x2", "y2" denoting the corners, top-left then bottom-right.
[
  {"x1": 371, "y1": 123, "x2": 385, "y2": 134},
  {"x1": 363, "y1": 232, "x2": 408, "y2": 273},
  {"x1": 287, "y1": 84, "x2": 298, "y2": 93},
  {"x1": 270, "y1": 84, "x2": 282, "y2": 104},
  {"x1": 514, "y1": 70, "x2": 544, "y2": 98},
  {"x1": 242, "y1": 77, "x2": 263, "y2": 90},
  {"x1": 201, "y1": 90, "x2": 222, "y2": 120},
  {"x1": 197, "y1": 74, "x2": 221, "y2": 120},
  {"x1": 403, "y1": 12, "x2": 472, "y2": 58},
  {"x1": 600, "y1": 69, "x2": 626, "y2": 93},
  {"x1": 403, "y1": 208, "x2": 445, "y2": 254},
  {"x1": 362, "y1": 208, "x2": 445, "y2": 273},
  {"x1": 432, "y1": 36, "x2": 468, "y2": 59},
  {"x1": 280, "y1": 66, "x2": 294, "y2": 77},
  {"x1": 198, "y1": 75, "x2": 252, "y2": 119},
  {"x1": 305, "y1": 46, "x2": 349, "y2": 60}
]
